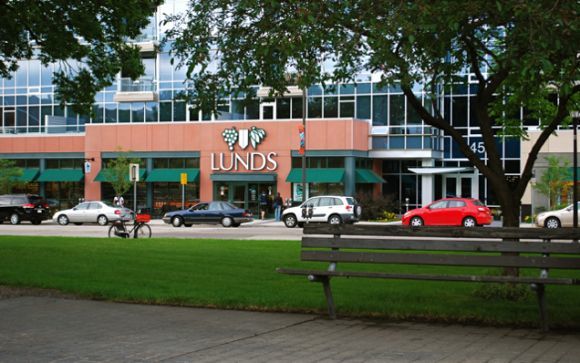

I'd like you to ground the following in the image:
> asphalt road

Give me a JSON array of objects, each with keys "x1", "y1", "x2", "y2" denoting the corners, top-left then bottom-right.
[{"x1": 0, "y1": 219, "x2": 305, "y2": 240}]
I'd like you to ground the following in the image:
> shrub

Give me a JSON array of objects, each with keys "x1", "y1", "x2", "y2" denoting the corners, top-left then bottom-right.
[{"x1": 355, "y1": 193, "x2": 399, "y2": 220}]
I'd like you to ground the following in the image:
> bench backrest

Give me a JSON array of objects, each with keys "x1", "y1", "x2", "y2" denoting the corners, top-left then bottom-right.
[{"x1": 301, "y1": 225, "x2": 580, "y2": 270}]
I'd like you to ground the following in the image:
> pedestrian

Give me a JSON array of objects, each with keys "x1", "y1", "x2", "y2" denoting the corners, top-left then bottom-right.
[
  {"x1": 259, "y1": 190, "x2": 268, "y2": 220},
  {"x1": 273, "y1": 192, "x2": 283, "y2": 222},
  {"x1": 113, "y1": 195, "x2": 124, "y2": 207}
]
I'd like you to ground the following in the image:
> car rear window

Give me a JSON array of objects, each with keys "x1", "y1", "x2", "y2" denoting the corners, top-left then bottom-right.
[
  {"x1": 472, "y1": 200, "x2": 485, "y2": 206},
  {"x1": 345, "y1": 197, "x2": 355, "y2": 205}
]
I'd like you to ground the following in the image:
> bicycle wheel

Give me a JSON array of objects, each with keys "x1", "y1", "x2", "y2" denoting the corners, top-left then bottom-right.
[
  {"x1": 135, "y1": 224, "x2": 152, "y2": 238},
  {"x1": 108, "y1": 225, "x2": 115, "y2": 238}
]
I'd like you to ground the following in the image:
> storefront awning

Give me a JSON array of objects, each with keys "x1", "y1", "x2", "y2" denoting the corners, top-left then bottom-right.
[
  {"x1": 94, "y1": 168, "x2": 146, "y2": 182},
  {"x1": 408, "y1": 167, "x2": 473, "y2": 175},
  {"x1": 146, "y1": 168, "x2": 200, "y2": 182},
  {"x1": 286, "y1": 168, "x2": 345, "y2": 183},
  {"x1": 211, "y1": 173, "x2": 277, "y2": 182},
  {"x1": 37, "y1": 169, "x2": 84, "y2": 182},
  {"x1": 9, "y1": 168, "x2": 40, "y2": 182},
  {"x1": 355, "y1": 169, "x2": 385, "y2": 183}
]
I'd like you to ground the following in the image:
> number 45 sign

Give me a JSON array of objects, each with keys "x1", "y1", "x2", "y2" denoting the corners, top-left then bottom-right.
[{"x1": 469, "y1": 139, "x2": 487, "y2": 157}]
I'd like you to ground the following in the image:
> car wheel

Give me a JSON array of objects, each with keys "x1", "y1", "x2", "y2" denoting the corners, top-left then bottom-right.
[
  {"x1": 545, "y1": 217, "x2": 561, "y2": 229},
  {"x1": 462, "y1": 216, "x2": 477, "y2": 227},
  {"x1": 221, "y1": 216, "x2": 234, "y2": 227},
  {"x1": 354, "y1": 205, "x2": 362, "y2": 218},
  {"x1": 73, "y1": 222, "x2": 84, "y2": 226},
  {"x1": 172, "y1": 216, "x2": 183, "y2": 227},
  {"x1": 410, "y1": 216, "x2": 423, "y2": 227},
  {"x1": 10, "y1": 213, "x2": 20, "y2": 225},
  {"x1": 328, "y1": 214, "x2": 343, "y2": 225},
  {"x1": 97, "y1": 215, "x2": 109, "y2": 226},
  {"x1": 57, "y1": 214, "x2": 69, "y2": 226},
  {"x1": 284, "y1": 214, "x2": 297, "y2": 228}
]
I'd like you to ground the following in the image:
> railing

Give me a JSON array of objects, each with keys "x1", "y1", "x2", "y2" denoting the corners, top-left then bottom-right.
[{"x1": 119, "y1": 78, "x2": 156, "y2": 92}]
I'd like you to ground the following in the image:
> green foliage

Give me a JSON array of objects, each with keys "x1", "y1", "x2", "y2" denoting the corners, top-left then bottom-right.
[
  {"x1": 1, "y1": 236, "x2": 579, "y2": 328},
  {"x1": 103, "y1": 151, "x2": 141, "y2": 197},
  {"x1": 473, "y1": 282, "x2": 532, "y2": 302},
  {"x1": 164, "y1": 1, "x2": 580, "y2": 226},
  {"x1": 0, "y1": 0, "x2": 160, "y2": 114},
  {"x1": 0, "y1": 160, "x2": 23, "y2": 194},
  {"x1": 355, "y1": 194, "x2": 398, "y2": 220},
  {"x1": 533, "y1": 156, "x2": 571, "y2": 209}
]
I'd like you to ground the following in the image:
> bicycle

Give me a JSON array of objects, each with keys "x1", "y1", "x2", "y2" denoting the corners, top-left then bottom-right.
[{"x1": 108, "y1": 213, "x2": 152, "y2": 238}]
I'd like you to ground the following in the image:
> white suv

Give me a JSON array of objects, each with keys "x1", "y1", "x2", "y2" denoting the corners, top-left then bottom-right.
[{"x1": 282, "y1": 196, "x2": 362, "y2": 228}]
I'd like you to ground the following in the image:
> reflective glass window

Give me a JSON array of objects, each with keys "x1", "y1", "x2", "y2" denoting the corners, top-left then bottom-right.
[
  {"x1": 389, "y1": 95, "x2": 405, "y2": 126},
  {"x1": 372, "y1": 95, "x2": 387, "y2": 126},
  {"x1": 307, "y1": 97, "x2": 322, "y2": 118},
  {"x1": 323, "y1": 96, "x2": 338, "y2": 118}
]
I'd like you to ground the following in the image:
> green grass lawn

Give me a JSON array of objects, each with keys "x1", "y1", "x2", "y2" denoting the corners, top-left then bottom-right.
[{"x1": 1, "y1": 235, "x2": 579, "y2": 329}]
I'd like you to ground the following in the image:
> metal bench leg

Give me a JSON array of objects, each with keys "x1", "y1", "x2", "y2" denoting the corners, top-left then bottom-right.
[
  {"x1": 535, "y1": 283, "x2": 548, "y2": 332},
  {"x1": 321, "y1": 277, "x2": 336, "y2": 319}
]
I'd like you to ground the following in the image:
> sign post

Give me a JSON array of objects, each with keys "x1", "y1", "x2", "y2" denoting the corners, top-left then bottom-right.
[
  {"x1": 180, "y1": 172, "x2": 187, "y2": 209},
  {"x1": 129, "y1": 164, "x2": 139, "y2": 215}
]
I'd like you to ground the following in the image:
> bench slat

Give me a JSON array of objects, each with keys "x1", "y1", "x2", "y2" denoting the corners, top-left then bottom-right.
[
  {"x1": 301, "y1": 251, "x2": 580, "y2": 269},
  {"x1": 276, "y1": 268, "x2": 580, "y2": 285},
  {"x1": 303, "y1": 224, "x2": 580, "y2": 240},
  {"x1": 302, "y1": 237, "x2": 580, "y2": 254}
]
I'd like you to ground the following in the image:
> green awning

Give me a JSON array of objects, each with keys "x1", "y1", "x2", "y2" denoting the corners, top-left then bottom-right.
[
  {"x1": 146, "y1": 168, "x2": 200, "y2": 182},
  {"x1": 95, "y1": 168, "x2": 146, "y2": 182},
  {"x1": 11, "y1": 168, "x2": 40, "y2": 182},
  {"x1": 356, "y1": 169, "x2": 385, "y2": 183},
  {"x1": 37, "y1": 169, "x2": 84, "y2": 182},
  {"x1": 286, "y1": 168, "x2": 345, "y2": 183}
]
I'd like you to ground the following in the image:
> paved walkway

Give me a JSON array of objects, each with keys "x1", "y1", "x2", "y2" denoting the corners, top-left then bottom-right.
[{"x1": 1, "y1": 295, "x2": 579, "y2": 362}]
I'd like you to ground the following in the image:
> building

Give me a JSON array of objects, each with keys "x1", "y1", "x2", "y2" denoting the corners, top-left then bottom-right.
[{"x1": 0, "y1": 1, "x2": 576, "y2": 218}]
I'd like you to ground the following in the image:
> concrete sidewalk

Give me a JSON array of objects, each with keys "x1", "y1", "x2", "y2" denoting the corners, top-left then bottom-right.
[{"x1": 1, "y1": 295, "x2": 578, "y2": 362}]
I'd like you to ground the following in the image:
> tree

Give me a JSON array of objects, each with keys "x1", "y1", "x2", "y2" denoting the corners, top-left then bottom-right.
[
  {"x1": 0, "y1": 0, "x2": 160, "y2": 114},
  {"x1": 0, "y1": 160, "x2": 23, "y2": 194},
  {"x1": 165, "y1": 1, "x2": 580, "y2": 227},
  {"x1": 103, "y1": 152, "x2": 140, "y2": 199},
  {"x1": 533, "y1": 156, "x2": 571, "y2": 209}
]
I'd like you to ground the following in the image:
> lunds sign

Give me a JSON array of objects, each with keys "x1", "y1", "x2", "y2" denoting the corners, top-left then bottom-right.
[{"x1": 211, "y1": 126, "x2": 278, "y2": 171}]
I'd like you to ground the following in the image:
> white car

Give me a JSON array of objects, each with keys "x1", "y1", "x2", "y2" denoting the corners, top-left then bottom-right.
[
  {"x1": 282, "y1": 196, "x2": 362, "y2": 228},
  {"x1": 53, "y1": 201, "x2": 134, "y2": 226},
  {"x1": 536, "y1": 202, "x2": 580, "y2": 228}
]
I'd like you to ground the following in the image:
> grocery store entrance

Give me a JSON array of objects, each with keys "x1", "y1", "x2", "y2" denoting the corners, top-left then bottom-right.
[{"x1": 213, "y1": 181, "x2": 276, "y2": 217}]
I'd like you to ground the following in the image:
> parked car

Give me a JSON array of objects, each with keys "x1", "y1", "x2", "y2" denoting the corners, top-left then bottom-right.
[
  {"x1": 282, "y1": 196, "x2": 362, "y2": 228},
  {"x1": 402, "y1": 197, "x2": 492, "y2": 227},
  {"x1": 0, "y1": 194, "x2": 51, "y2": 225},
  {"x1": 163, "y1": 201, "x2": 253, "y2": 228},
  {"x1": 536, "y1": 203, "x2": 580, "y2": 228},
  {"x1": 52, "y1": 201, "x2": 134, "y2": 226}
]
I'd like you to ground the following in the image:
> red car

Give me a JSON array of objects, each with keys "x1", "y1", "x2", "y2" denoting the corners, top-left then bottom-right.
[{"x1": 402, "y1": 198, "x2": 492, "y2": 227}]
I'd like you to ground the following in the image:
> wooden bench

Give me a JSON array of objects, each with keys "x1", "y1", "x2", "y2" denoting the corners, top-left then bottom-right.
[{"x1": 277, "y1": 224, "x2": 580, "y2": 331}]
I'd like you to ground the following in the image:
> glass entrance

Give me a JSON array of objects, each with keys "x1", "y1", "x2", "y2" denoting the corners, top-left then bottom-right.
[
  {"x1": 443, "y1": 175, "x2": 478, "y2": 199},
  {"x1": 213, "y1": 181, "x2": 275, "y2": 217}
]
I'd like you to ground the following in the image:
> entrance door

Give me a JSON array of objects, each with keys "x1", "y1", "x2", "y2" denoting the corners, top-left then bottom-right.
[
  {"x1": 212, "y1": 181, "x2": 275, "y2": 217},
  {"x1": 443, "y1": 175, "x2": 478, "y2": 199}
]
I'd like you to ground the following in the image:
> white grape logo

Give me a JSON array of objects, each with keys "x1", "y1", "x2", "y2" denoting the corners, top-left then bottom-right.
[{"x1": 222, "y1": 126, "x2": 266, "y2": 151}]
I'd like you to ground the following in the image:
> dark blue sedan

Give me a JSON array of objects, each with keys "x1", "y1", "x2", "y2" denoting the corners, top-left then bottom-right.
[{"x1": 162, "y1": 201, "x2": 253, "y2": 228}]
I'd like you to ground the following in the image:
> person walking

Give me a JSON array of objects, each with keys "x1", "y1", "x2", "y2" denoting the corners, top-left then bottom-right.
[
  {"x1": 259, "y1": 190, "x2": 268, "y2": 220},
  {"x1": 273, "y1": 192, "x2": 283, "y2": 222}
]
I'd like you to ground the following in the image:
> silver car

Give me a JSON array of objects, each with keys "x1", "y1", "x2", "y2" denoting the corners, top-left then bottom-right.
[
  {"x1": 53, "y1": 201, "x2": 134, "y2": 226},
  {"x1": 536, "y1": 202, "x2": 580, "y2": 228}
]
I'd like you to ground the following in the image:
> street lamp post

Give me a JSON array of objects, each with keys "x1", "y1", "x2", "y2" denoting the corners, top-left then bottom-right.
[
  {"x1": 301, "y1": 86, "x2": 307, "y2": 203},
  {"x1": 573, "y1": 117, "x2": 578, "y2": 240}
]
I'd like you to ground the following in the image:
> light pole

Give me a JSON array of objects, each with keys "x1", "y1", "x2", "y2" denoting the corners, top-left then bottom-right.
[
  {"x1": 574, "y1": 116, "x2": 578, "y2": 229},
  {"x1": 301, "y1": 85, "x2": 307, "y2": 202}
]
